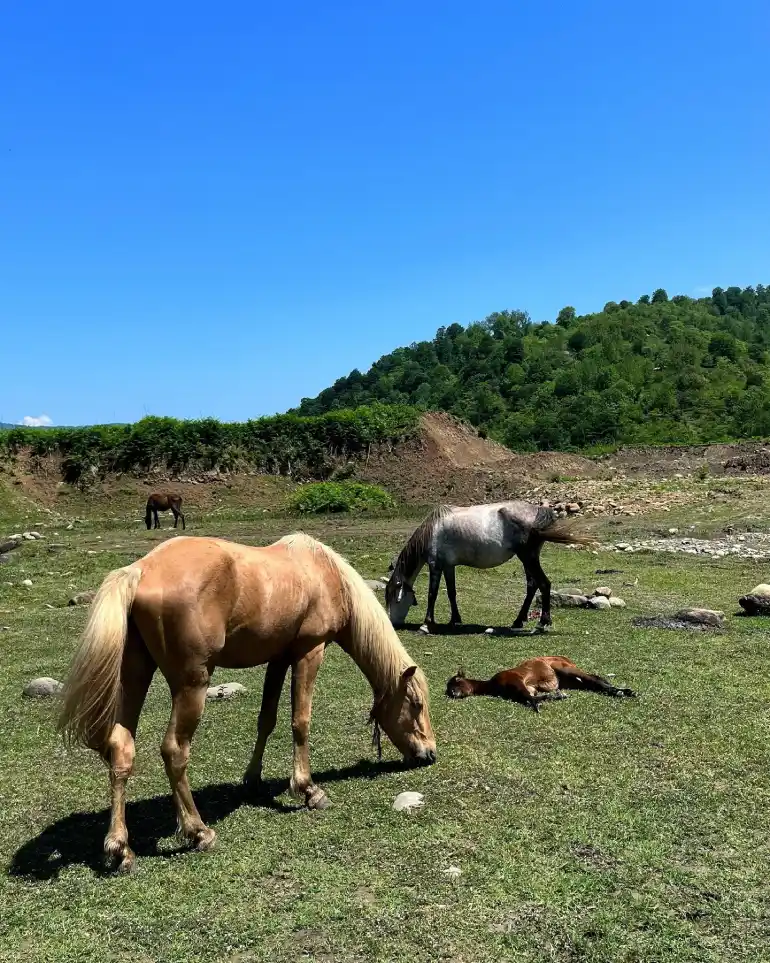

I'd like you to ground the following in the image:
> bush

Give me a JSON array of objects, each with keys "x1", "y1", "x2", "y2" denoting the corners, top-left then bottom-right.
[{"x1": 287, "y1": 482, "x2": 395, "y2": 514}]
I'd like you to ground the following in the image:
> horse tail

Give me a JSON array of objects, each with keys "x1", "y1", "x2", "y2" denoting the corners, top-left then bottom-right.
[
  {"x1": 537, "y1": 512, "x2": 598, "y2": 548},
  {"x1": 58, "y1": 565, "x2": 143, "y2": 752}
]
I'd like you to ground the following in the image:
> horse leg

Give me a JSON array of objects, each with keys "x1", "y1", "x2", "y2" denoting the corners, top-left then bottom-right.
[
  {"x1": 172, "y1": 508, "x2": 179, "y2": 529},
  {"x1": 512, "y1": 554, "x2": 538, "y2": 629},
  {"x1": 424, "y1": 564, "x2": 443, "y2": 628},
  {"x1": 103, "y1": 626, "x2": 155, "y2": 873},
  {"x1": 153, "y1": 507, "x2": 160, "y2": 529},
  {"x1": 243, "y1": 658, "x2": 290, "y2": 789},
  {"x1": 179, "y1": 511, "x2": 186, "y2": 531},
  {"x1": 288, "y1": 644, "x2": 329, "y2": 810},
  {"x1": 160, "y1": 681, "x2": 215, "y2": 850},
  {"x1": 529, "y1": 548, "x2": 552, "y2": 628},
  {"x1": 444, "y1": 566, "x2": 462, "y2": 625},
  {"x1": 555, "y1": 665, "x2": 636, "y2": 698}
]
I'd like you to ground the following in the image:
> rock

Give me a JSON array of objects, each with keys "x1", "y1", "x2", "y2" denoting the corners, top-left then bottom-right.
[
  {"x1": 593, "y1": 586, "x2": 613, "y2": 598},
  {"x1": 364, "y1": 579, "x2": 385, "y2": 593},
  {"x1": 0, "y1": 539, "x2": 21, "y2": 554},
  {"x1": 21, "y1": 579, "x2": 33, "y2": 587},
  {"x1": 392, "y1": 791, "x2": 424, "y2": 813},
  {"x1": 0, "y1": 555, "x2": 11, "y2": 565},
  {"x1": 738, "y1": 592, "x2": 770, "y2": 616},
  {"x1": 674, "y1": 608, "x2": 725, "y2": 627},
  {"x1": 8, "y1": 534, "x2": 22, "y2": 540},
  {"x1": 749, "y1": 584, "x2": 770, "y2": 599},
  {"x1": 615, "y1": 543, "x2": 630, "y2": 551},
  {"x1": 566, "y1": 503, "x2": 581, "y2": 514},
  {"x1": 549, "y1": 592, "x2": 589, "y2": 608},
  {"x1": 23, "y1": 677, "x2": 63, "y2": 698},
  {"x1": 608, "y1": 597, "x2": 626, "y2": 608},
  {"x1": 587, "y1": 596, "x2": 612, "y2": 610},
  {"x1": 442, "y1": 865, "x2": 462, "y2": 879},
  {"x1": 418, "y1": 624, "x2": 430, "y2": 634},
  {"x1": 68, "y1": 591, "x2": 96, "y2": 606},
  {"x1": 206, "y1": 682, "x2": 247, "y2": 701},
  {"x1": 47, "y1": 544, "x2": 66, "y2": 552},
  {"x1": 668, "y1": 528, "x2": 678, "y2": 535}
]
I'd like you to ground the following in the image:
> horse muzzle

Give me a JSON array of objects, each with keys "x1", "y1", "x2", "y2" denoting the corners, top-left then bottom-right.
[{"x1": 408, "y1": 746, "x2": 437, "y2": 767}]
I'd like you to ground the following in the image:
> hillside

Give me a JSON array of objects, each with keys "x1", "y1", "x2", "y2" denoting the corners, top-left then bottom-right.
[{"x1": 295, "y1": 285, "x2": 770, "y2": 451}]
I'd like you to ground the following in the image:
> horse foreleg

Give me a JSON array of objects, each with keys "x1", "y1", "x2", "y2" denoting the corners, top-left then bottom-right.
[
  {"x1": 424, "y1": 565, "x2": 443, "y2": 627},
  {"x1": 160, "y1": 681, "x2": 214, "y2": 850},
  {"x1": 513, "y1": 555, "x2": 538, "y2": 629},
  {"x1": 172, "y1": 509, "x2": 179, "y2": 529},
  {"x1": 153, "y1": 508, "x2": 161, "y2": 529},
  {"x1": 179, "y1": 511, "x2": 186, "y2": 531},
  {"x1": 243, "y1": 658, "x2": 290, "y2": 790},
  {"x1": 288, "y1": 644, "x2": 329, "y2": 810},
  {"x1": 103, "y1": 627, "x2": 155, "y2": 873},
  {"x1": 444, "y1": 566, "x2": 462, "y2": 625}
]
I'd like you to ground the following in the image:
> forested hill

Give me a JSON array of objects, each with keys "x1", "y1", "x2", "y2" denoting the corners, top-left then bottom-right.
[{"x1": 295, "y1": 285, "x2": 770, "y2": 450}]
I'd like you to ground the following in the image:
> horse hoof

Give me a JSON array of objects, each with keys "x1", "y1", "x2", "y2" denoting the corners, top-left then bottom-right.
[
  {"x1": 307, "y1": 788, "x2": 331, "y2": 811},
  {"x1": 419, "y1": 624, "x2": 430, "y2": 635},
  {"x1": 195, "y1": 827, "x2": 217, "y2": 852},
  {"x1": 116, "y1": 850, "x2": 137, "y2": 874}
]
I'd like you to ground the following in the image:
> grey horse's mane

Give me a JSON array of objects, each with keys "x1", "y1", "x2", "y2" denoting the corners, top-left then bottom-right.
[{"x1": 392, "y1": 505, "x2": 453, "y2": 583}]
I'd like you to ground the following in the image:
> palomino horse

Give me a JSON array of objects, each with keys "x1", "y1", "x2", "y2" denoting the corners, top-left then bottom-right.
[
  {"x1": 58, "y1": 533, "x2": 436, "y2": 873},
  {"x1": 145, "y1": 492, "x2": 185, "y2": 530},
  {"x1": 385, "y1": 502, "x2": 596, "y2": 632},
  {"x1": 445, "y1": 657, "x2": 636, "y2": 711}
]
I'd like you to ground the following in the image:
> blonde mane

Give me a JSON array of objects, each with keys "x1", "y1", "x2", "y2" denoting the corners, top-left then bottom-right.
[{"x1": 277, "y1": 532, "x2": 429, "y2": 702}]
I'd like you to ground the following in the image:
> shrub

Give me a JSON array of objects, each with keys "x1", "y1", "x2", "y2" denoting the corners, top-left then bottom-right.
[{"x1": 287, "y1": 481, "x2": 395, "y2": 514}]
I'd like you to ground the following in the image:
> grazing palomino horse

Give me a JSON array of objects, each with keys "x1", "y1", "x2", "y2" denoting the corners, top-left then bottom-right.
[
  {"x1": 445, "y1": 657, "x2": 636, "y2": 711},
  {"x1": 385, "y1": 502, "x2": 596, "y2": 632},
  {"x1": 58, "y1": 533, "x2": 435, "y2": 873},
  {"x1": 145, "y1": 492, "x2": 185, "y2": 530}
]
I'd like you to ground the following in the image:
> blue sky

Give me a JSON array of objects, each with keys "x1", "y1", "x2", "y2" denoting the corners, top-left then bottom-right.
[{"x1": 1, "y1": 1, "x2": 768, "y2": 427}]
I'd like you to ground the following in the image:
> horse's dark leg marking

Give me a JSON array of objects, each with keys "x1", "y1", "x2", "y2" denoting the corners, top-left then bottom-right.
[
  {"x1": 424, "y1": 564, "x2": 443, "y2": 626},
  {"x1": 179, "y1": 511, "x2": 186, "y2": 531},
  {"x1": 554, "y1": 666, "x2": 635, "y2": 698},
  {"x1": 172, "y1": 508, "x2": 179, "y2": 529},
  {"x1": 444, "y1": 566, "x2": 462, "y2": 624},
  {"x1": 154, "y1": 507, "x2": 161, "y2": 529},
  {"x1": 513, "y1": 553, "x2": 538, "y2": 628}
]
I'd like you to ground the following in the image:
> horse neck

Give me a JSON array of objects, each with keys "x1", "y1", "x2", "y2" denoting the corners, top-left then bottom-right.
[
  {"x1": 466, "y1": 677, "x2": 493, "y2": 696},
  {"x1": 336, "y1": 612, "x2": 409, "y2": 697}
]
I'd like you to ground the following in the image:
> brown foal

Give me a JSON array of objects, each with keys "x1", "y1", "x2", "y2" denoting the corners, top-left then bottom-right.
[
  {"x1": 59, "y1": 533, "x2": 436, "y2": 873},
  {"x1": 145, "y1": 492, "x2": 185, "y2": 530},
  {"x1": 446, "y1": 656, "x2": 636, "y2": 711}
]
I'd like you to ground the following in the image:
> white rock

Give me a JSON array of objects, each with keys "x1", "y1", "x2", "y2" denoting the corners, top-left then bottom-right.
[
  {"x1": 418, "y1": 624, "x2": 430, "y2": 635},
  {"x1": 484, "y1": 627, "x2": 495, "y2": 635},
  {"x1": 206, "y1": 682, "x2": 247, "y2": 701},
  {"x1": 21, "y1": 579, "x2": 33, "y2": 587},
  {"x1": 593, "y1": 586, "x2": 613, "y2": 598},
  {"x1": 442, "y1": 865, "x2": 462, "y2": 879},
  {"x1": 392, "y1": 791, "x2": 424, "y2": 813},
  {"x1": 587, "y1": 596, "x2": 612, "y2": 610},
  {"x1": 668, "y1": 528, "x2": 678, "y2": 534},
  {"x1": 608, "y1": 597, "x2": 626, "y2": 608},
  {"x1": 23, "y1": 677, "x2": 63, "y2": 698}
]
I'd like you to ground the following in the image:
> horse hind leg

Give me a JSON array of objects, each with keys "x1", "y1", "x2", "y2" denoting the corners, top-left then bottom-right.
[
  {"x1": 103, "y1": 625, "x2": 156, "y2": 873},
  {"x1": 554, "y1": 665, "x2": 635, "y2": 698},
  {"x1": 444, "y1": 566, "x2": 462, "y2": 625},
  {"x1": 512, "y1": 553, "x2": 538, "y2": 629},
  {"x1": 160, "y1": 680, "x2": 215, "y2": 850}
]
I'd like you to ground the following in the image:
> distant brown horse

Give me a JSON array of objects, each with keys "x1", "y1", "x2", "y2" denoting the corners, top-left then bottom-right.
[
  {"x1": 446, "y1": 656, "x2": 636, "y2": 711},
  {"x1": 58, "y1": 533, "x2": 436, "y2": 873},
  {"x1": 145, "y1": 492, "x2": 185, "y2": 530}
]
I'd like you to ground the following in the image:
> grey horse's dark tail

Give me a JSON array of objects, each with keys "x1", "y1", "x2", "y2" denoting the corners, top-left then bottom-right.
[{"x1": 534, "y1": 509, "x2": 598, "y2": 548}]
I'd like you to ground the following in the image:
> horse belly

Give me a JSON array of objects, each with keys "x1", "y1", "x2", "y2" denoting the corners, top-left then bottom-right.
[{"x1": 215, "y1": 625, "x2": 295, "y2": 669}]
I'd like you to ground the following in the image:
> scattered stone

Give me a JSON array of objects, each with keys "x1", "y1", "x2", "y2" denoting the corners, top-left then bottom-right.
[
  {"x1": 418, "y1": 624, "x2": 430, "y2": 635},
  {"x1": 206, "y1": 682, "x2": 247, "y2": 701},
  {"x1": 21, "y1": 579, "x2": 33, "y2": 587},
  {"x1": 392, "y1": 791, "x2": 424, "y2": 813},
  {"x1": 593, "y1": 586, "x2": 613, "y2": 598},
  {"x1": 587, "y1": 596, "x2": 612, "y2": 610},
  {"x1": 442, "y1": 865, "x2": 462, "y2": 879},
  {"x1": 68, "y1": 591, "x2": 96, "y2": 606},
  {"x1": 484, "y1": 627, "x2": 495, "y2": 634},
  {"x1": 674, "y1": 608, "x2": 726, "y2": 627},
  {"x1": 0, "y1": 555, "x2": 11, "y2": 565},
  {"x1": 566, "y1": 503, "x2": 581, "y2": 514},
  {"x1": 738, "y1": 594, "x2": 770, "y2": 616},
  {"x1": 0, "y1": 539, "x2": 21, "y2": 554},
  {"x1": 748, "y1": 583, "x2": 770, "y2": 598},
  {"x1": 364, "y1": 579, "x2": 385, "y2": 593},
  {"x1": 8, "y1": 534, "x2": 22, "y2": 540},
  {"x1": 608, "y1": 597, "x2": 627, "y2": 608},
  {"x1": 668, "y1": 528, "x2": 678, "y2": 534},
  {"x1": 23, "y1": 677, "x2": 63, "y2": 698},
  {"x1": 550, "y1": 592, "x2": 589, "y2": 608}
]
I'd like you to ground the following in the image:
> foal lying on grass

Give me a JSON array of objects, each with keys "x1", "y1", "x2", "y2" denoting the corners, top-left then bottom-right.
[{"x1": 445, "y1": 656, "x2": 636, "y2": 712}]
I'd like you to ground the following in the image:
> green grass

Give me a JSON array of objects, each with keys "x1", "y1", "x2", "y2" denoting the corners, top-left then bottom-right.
[{"x1": 1, "y1": 497, "x2": 769, "y2": 962}]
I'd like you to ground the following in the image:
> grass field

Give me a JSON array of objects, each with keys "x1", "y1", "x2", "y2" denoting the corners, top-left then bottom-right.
[{"x1": 1, "y1": 492, "x2": 769, "y2": 962}]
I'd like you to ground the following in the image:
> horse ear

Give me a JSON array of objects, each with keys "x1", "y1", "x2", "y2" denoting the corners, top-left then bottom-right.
[
  {"x1": 457, "y1": 668, "x2": 466, "y2": 678},
  {"x1": 402, "y1": 665, "x2": 418, "y2": 682}
]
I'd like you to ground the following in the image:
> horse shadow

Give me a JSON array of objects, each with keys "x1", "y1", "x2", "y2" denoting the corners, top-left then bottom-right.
[
  {"x1": 400, "y1": 622, "x2": 550, "y2": 637},
  {"x1": 9, "y1": 758, "x2": 408, "y2": 881}
]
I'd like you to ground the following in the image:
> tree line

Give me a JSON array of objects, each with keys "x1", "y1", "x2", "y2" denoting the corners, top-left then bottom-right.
[{"x1": 294, "y1": 285, "x2": 770, "y2": 450}]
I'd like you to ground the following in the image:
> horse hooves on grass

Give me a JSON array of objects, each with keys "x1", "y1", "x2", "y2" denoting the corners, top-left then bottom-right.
[
  {"x1": 194, "y1": 828, "x2": 217, "y2": 852},
  {"x1": 418, "y1": 624, "x2": 430, "y2": 635}
]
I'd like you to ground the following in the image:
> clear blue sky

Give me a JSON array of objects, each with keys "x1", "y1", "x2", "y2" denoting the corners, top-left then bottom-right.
[{"x1": 2, "y1": 1, "x2": 768, "y2": 427}]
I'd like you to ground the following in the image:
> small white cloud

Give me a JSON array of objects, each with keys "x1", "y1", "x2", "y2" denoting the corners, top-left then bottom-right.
[{"x1": 19, "y1": 414, "x2": 53, "y2": 427}]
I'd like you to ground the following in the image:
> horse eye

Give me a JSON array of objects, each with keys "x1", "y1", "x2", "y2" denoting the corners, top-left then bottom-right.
[{"x1": 413, "y1": 699, "x2": 423, "y2": 713}]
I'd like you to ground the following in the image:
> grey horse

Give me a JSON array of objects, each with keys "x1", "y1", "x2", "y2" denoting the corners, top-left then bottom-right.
[{"x1": 385, "y1": 502, "x2": 595, "y2": 632}]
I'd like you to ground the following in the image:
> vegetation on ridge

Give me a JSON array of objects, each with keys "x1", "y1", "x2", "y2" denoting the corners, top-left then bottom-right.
[{"x1": 296, "y1": 285, "x2": 770, "y2": 451}]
